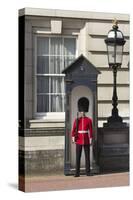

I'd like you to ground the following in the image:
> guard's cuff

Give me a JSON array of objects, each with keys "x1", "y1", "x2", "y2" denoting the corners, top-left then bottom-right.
[{"x1": 72, "y1": 137, "x2": 75, "y2": 143}]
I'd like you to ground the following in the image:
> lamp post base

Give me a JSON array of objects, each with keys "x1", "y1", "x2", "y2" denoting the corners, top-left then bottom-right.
[
  {"x1": 98, "y1": 124, "x2": 129, "y2": 173},
  {"x1": 104, "y1": 115, "x2": 128, "y2": 128},
  {"x1": 107, "y1": 115, "x2": 122, "y2": 123},
  {"x1": 104, "y1": 106, "x2": 127, "y2": 127}
]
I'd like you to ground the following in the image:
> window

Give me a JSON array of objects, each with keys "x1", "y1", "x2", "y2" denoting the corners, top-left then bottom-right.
[{"x1": 35, "y1": 36, "x2": 76, "y2": 115}]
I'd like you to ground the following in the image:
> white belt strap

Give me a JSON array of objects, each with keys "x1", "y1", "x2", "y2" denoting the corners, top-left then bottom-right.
[{"x1": 78, "y1": 130, "x2": 88, "y2": 134}]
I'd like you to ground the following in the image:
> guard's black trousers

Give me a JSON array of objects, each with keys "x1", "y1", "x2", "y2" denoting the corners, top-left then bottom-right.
[{"x1": 75, "y1": 144, "x2": 90, "y2": 175}]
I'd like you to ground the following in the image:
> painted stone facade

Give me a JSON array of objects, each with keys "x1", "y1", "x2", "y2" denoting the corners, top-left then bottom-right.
[{"x1": 19, "y1": 8, "x2": 129, "y2": 174}]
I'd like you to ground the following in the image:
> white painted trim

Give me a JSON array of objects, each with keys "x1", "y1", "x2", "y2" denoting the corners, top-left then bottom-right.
[
  {"x1": 72, "y1": 32, "x2": 79, "y2": 36},
  {"x1": 36, "y1": 74, "x2": 65, "y2": 76},
  {"x1": 19, "y1": 8, "x2": 129, "y2": 21},
  {"x1": 36, "y1": 93, "x2": 65, "y2": 95},
  {"x1": 29, "y1": 118, "x2": 65, "y2": 123},
  {"x1": 51, "y1": 20, "x2": 62, "y2": 34},
  {"x1": 35, "y1": 30, "x2": 52, "y2": 34},
  {"x1": 35, "y1": 112, "x2": 65, "y2": 120}
]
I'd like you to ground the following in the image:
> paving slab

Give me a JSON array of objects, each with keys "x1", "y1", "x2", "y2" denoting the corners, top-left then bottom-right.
[{"x1": 19, "y1": 172, "x2": 129, "y2": 192}]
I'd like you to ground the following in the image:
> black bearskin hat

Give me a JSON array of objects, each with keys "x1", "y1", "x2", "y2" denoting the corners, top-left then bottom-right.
[{"x1": 78, "y1": 97, "x2": 89, "y2": 112}]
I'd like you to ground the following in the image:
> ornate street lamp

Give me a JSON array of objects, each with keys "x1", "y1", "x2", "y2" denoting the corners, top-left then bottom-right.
[{"x1": 105, "y1": 19, "x2": 126, "y2": 124}]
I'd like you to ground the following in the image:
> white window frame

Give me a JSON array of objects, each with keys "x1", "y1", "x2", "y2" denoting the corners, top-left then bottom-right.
[{"x1": 34, "y1": 34, "x2": 77, "y2": 119}]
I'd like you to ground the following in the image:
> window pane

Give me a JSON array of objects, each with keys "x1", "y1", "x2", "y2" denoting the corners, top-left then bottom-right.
[
  {"x1": 56, "y1": 95, "x2": 63, "y2": 112},
  {"x1": 51, "y1": 77, "x2": 64, "y2": 93},
  {"x1": 51, "y1": 77, "x2": 56, "y2": 93},
  {"x1": 37, "y1": 76, "x2": 49, "y2": 93},
  {"x1": 51, "y1": 95, "x2": 63, "y2": 112},
  {"x1": 37, "y1": 56, "x2": 49, "y2": 74},
  {"x1": 37, "y1": 37, "x2": 49, "y2": 55},
  {"x1": 50, "y1": 56, "x2": 63, "y2": 74},
  {"x1": 51, "y1": 95, "x2": 56, "y2": 112},
  {"x1": 64, "y1": 38, "x2": 76, "y2": 56},
  {"x1": 64, "y1": 56, "x2": 75, "y2": 68},
  {"x1": 37, "y1": 95, "x2": 49, "y2": 112},
  {"x1": 50, "y1": 38, "x2": 63, "y2": 55}
]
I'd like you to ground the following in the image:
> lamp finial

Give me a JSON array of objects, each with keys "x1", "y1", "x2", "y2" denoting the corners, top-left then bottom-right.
[{"x1": 112, "y1": 18, "x2": 118, "y2": 29}]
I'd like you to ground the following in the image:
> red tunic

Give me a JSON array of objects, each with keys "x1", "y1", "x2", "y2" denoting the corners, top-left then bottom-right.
[{"x1": 71, "y1": 116, "x2": 93, "y2": 145}]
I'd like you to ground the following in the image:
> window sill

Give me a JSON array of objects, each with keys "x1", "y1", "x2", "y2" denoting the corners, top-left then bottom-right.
[
  {"x1": 29, "y1": 118, "x2": 65, "y2": 129},
  {"x1": 34, "y1": 112, "x2": 65, "y2": 119}
]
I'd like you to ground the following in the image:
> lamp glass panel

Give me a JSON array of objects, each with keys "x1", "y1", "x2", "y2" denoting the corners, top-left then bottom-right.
[
  {"x1": 116, "y1": 45, "x2": 123, "y2": 64},
  {"x1": 107, "y1": 44, "x2": 115, "y2": 64}
]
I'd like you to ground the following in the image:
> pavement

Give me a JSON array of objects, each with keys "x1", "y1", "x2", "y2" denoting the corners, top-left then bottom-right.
[{"x1": 19, "y1": 172, "x2": 129, "y2": 192}]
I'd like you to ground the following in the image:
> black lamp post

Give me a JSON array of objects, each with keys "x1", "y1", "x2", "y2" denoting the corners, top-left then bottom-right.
[
  {"x1": 98, "y1": 20, "x2": 129, "y2": 172},
  {"x1": 105, "y1": 19, "x2": 126, "y2": 124}
]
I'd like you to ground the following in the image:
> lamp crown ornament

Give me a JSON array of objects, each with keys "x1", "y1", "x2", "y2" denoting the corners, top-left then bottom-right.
[
  {"x1": 112, "y1": 18, "x2": 118, "y2": 29},
  {"x1": 104, "y1": 18, "x2": 126, "y2": 68}
]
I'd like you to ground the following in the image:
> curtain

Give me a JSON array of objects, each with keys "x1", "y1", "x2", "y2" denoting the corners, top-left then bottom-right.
[
  {"x1": 37, "y1": 76, "x2": 49, "y2": 93},
  {"x1": 64, "y1": 38, "x2": 76, "y2": 68},
  {"x1": 64, "y1": 38, "x2": 76, "y2": 56},
  {"x1": 51, "y1": 77, "x2": 64, "y2": 112},
  {"x1": 50, "y1": 38, "x2": 63, "y2": 74},
  {"x1": 37, "y1": 37, "x2": 49, "y2": 55},
  {"x1": 37, "y1": 95, "x2": 49, "y2": 112},
  {"x1": 37, "y1": 56, "x2": 49, "y2": 74}
]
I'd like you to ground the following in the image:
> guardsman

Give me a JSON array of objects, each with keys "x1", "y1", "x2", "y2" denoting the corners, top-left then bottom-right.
[{"x1": 71, "y1": 97, "x2": 93, "y2": 177}]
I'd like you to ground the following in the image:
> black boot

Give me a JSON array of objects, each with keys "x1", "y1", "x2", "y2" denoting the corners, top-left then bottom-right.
[
  {"x1": 86, "y1": 172, "x2": 93, "y2": 176},
  {"x1": 74, "y1": 174, "x2": 80, "y2": 177}
]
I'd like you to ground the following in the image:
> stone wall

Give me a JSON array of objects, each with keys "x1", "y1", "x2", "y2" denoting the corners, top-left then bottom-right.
[
  {"x1": 19, "y1": 127, "x2": 65, "y2": 175},
  {"x1": 19, "y1": 8, "x2": 130, "y2": 175},
  {"x1": 19, "y1": 149, "x2": 64, "y2": 175}
]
